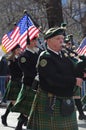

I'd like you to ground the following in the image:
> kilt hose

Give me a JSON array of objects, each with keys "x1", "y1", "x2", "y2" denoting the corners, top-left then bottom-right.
[
  {"x1": 2, "y1": 80, "x2": 22, "y2": 101},
  {"x1": 29, "y1": 89, "x2": 78, "y2": 130},
  {"x1": 11, "y1": 84, "x2": 37, "y2": 116}
]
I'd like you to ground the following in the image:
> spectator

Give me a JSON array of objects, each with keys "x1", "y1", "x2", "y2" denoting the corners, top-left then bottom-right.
[{"x1": 0, "y1": 56, "x2": 9, "y2": 103}]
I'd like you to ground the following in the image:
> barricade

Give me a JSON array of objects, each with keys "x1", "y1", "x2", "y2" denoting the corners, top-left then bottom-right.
[
  {"x1": 81, "y1": 81, "x2": 86, "y2": 97},
  {"x1": 0, "y1": 76, "x2": 10, "y2": 101}
]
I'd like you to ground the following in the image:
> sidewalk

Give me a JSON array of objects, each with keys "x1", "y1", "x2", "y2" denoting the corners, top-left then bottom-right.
[{"x1": 77, "y1": 111, "x2": 86, "y2": 130}]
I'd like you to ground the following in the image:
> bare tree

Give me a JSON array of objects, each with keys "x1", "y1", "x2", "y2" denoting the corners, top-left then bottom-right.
[
  {"x1": 45, "y1": 0, "x2": 63, "y2": 28},
  {"x1": 0, "y1": 0, "x2": 48, "y2": 40},
  {"x1": 62, "y1": 0, "x2": 86, "y2": 39},
  {"x1": 0, "y1": 0, "x2": 86, "y2": 42},
  {"x1": 79, "y1": 0, "x2": 86, "y2": 35}
]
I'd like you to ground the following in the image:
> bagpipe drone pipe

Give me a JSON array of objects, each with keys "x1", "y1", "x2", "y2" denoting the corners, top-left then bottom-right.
[{"x1": 62, "y1": 44, "x2": 86, "y2": 80}]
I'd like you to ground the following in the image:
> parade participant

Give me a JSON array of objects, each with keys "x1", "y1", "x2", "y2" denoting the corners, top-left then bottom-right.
[
  {"x1": 11, "y1": 35, "x2": 40, "y2": 130},
  {"x1": 64, "y1": 35, "x2": 86, "y2": 120},
  {"x1": 1, "y1": 44, "x2": 22, "y2": 126},
  {"x1": 60, "y1": 22, "x2": 67, "y2": 36},
  {"x1": 30, "y1": 27, "x2": 83, "y2": 130},
  {"x1": 80, "y1": 35, "x2": 86, "y2": 111}
]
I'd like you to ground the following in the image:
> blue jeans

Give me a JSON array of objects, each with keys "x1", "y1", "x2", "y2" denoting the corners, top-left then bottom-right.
[{"x1": 0, "y1": 76, "x2": 6, "y2": 102}]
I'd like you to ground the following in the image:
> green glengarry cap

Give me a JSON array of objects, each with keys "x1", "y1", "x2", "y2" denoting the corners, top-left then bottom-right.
[
  {"x1": 61, "y1": 22, "x2": 67, "y2": 28},
  {"x1": 64, "y1": 36, "x2": 70, "y2": 43},
  {"x1": 44, "y1": 27, "x2": 64, "y2": 40},
  {"x1": 64, "y1": 34, "x2": 73, "y2": 43},
  {"x1": 11, "y1": 44, "x2": 20, "y2": 51}
]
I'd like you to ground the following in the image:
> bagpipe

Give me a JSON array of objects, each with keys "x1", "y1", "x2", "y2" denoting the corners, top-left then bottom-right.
[
  {"x1": 61, "y1": 25, "x2": 86, "y2": 78},
  {"x1": 62, "y1": 44, "x2": 86, "y2": 79}
]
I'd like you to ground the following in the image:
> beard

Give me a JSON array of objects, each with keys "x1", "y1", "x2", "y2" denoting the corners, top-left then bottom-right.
[{"x1": 32, "y1": 47, "x2": 39, "y2": 53}]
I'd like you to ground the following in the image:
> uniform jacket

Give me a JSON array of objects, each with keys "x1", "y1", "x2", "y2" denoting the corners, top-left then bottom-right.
[
  {"x1": 18, "y1": 49, "x2": 39, "y2": 86},
  {"x1": 0, "y1": 57, "x2": 9, "y2": 76},
  {"x1": 8, "y1": 58, "x2": 23, "y2": 81},
  {"x1": 38, "y1": 49, "x2": 77, "y2": 97}
]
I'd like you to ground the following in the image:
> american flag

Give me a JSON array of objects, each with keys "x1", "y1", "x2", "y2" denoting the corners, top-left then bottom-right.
[
  {"x1": 2, "y1": 31, "x2": 18, "y2": 52},
  {"x1": 1, "y1": 13, "x2": 39, "y2": 52},
  {"x1": 76, "y1": 37, "x2": 86, "y2": 55}
]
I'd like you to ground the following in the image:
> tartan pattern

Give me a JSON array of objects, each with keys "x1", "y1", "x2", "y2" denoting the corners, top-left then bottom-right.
[
  {"x1": 11, "y1": 84, "x2": 36, "y2": 116},
  {"x1": 29, "y1": 89, "x2": 78, "y2": 130},
  {"x1": 3, "y1": 80, "x2": 22, "y2": 100},
  {"x1": 73, "y1": 87, "x2": 81, "y2": 96}
]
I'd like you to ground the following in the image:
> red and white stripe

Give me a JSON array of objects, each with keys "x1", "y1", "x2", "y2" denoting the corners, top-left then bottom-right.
[
  {"x1": 2, "y1": 34, "x2": 18, "y2": 52},
  {"x1": 76, "y1": 46, "x2": 86, "y2": 56},
  {"x1": 2, "y1": 25, "x2": 39, "y2": 52}
]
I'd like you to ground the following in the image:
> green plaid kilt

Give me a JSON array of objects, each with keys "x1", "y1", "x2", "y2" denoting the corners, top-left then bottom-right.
[
  {"x1": 29, "y1": 89, "x2": 78, "y2": 130},
  {"x1": 73, "y1": 86, "x2": 81, "y2": 96},
  {"x1": 11, "y1": 84, "x2": 36, "y2": 116},
  {"x1": 3, "y1": 80, "x2": 22, "y2": 100}
]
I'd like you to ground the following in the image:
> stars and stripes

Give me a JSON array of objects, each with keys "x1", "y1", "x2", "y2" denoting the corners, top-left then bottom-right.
[
  {"x1": 10, "y1": 14, "x2": 39, "y2": 49},
  {"x1": 2, "y1": 33, "x2": 18, "y2": 52},
  {"x1": 76, "y1": 37, "x2": 86, "y2": 56},
  {"x1": 1, "y1": 13, "x2": 39, "y2": 53}
]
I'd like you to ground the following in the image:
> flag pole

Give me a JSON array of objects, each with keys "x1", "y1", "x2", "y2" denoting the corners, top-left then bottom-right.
[
  {"x1": 23, "y1": 10, "x2": 46, "y2": 50},
  {"x1": 23, "y1": 10, "x2": 30, "y2": 45},
  {"x1": 23, "y1": 9, "x2": 39, "y2": 28},
  {"x1": 23, "y1": 10, "x2": 43, "y2": 34}
]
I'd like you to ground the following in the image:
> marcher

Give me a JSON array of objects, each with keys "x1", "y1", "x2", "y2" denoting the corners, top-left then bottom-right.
[
  {"x1": 29, "y1": 27, "x2": 84, "y2": 130},
  {"x1": 11, "y1": 35, "x2": 41, "y2": 130},
  {"x1": 64, "y1": 35, "x2": 86, "y2": 120},
  {"x1": 1, "y1": 44, "x2": 23, "y2": 126},
  {"x1": 80, "y1": 36, "x2": 86, "y2": 111}
]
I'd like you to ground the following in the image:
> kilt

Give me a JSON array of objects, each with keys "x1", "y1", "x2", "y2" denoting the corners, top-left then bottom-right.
[
  {"x1": 11, "y1": 84, "x2": 36, "y2": 116},
  {"x1": 73, "y1": 86, "x2": 81, "y2": 97},
  {"x1": 3, "y1": 80, "x2": 22, "y2": 100},
  {"x1": 29, "y1": 89, "x2": 78, "y2": 130}
]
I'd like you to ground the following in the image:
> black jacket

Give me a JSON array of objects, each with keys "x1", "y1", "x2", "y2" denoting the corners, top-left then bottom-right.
[
  {"x1": 38, "y1": 49, "x2": 76, "y2": 97},
  {"x1": 8, "y1": 58, "x2": 23, "y2": 81},
  {"x1": 18, "y1": 49, "x2": 39, "y2": 86},
  {"x1": 0, "y1": 57, "x2": 9, "y2": 76}
]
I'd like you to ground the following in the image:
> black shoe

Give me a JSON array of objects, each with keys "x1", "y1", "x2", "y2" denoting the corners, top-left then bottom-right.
[
  {"x1": 24, "y1": 118, "x2": 28, "y2": 126},
  {"x1": 79, "y1": 114, "x2": 86, "y2": 120},
  {"x1": 15, "y1": 126, "x2": 22, "y2": 130},
  {"x1": 1, "y1": 115, "x2": 7, "y2": 126},
  {"x1": 15, "y1": 119, "x2": 23, "y2": 130},
  {"x1": 24, "y1": 121, "x2": 27, "y2": 126}
]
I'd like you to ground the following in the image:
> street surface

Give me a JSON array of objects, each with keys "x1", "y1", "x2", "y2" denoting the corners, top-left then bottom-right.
[{"x1": 0, "y1": 105, "x2": 86, "y2": 130}]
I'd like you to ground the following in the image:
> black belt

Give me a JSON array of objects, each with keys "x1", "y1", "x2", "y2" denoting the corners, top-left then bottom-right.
[{"x1": 42, "y1": 90, "x2": 73, "y2": 115}]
